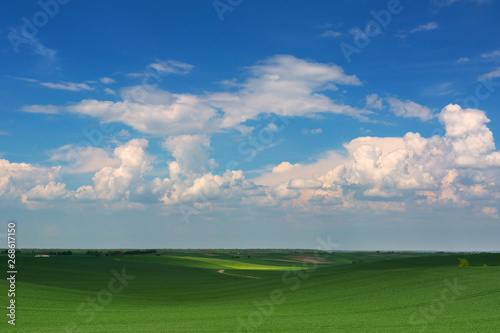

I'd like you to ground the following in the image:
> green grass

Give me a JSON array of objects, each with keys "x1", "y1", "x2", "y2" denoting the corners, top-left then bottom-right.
[{"x1": 1, "y1": 252, "x2": 499, "y2": 332}]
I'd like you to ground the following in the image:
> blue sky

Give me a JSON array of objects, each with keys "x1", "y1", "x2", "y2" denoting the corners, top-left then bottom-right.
[{"x1": 1, "y1": 0, "x2": 500, "y2": 250}]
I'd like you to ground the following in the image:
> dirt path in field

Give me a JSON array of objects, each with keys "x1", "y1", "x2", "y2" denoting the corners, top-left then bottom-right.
[{"x1": 217, "y1": 270, "x2": 262, "y2": 279}]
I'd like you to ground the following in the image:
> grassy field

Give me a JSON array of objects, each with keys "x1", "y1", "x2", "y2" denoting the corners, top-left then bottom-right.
[{"x1": 1, "y1": 251, "x2": 499, "y2": 332}]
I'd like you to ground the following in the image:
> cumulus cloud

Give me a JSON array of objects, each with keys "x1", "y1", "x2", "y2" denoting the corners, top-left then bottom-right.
[
  {"x1": 439, "y1": 104, "x2": 500, "y2": 167},
  {"x1": 387, "y1": 97, "x2": 435, "y2": 121},
  {"x1": 8, "y1": 53, "x2": 500, "y2": 219},
  {"x1": 288, "y1": 178, "x2": 323, "y2": 189},
  {"x1": 162, "y1": 135, "x2": 213, "y2": 177},
  {"x1": 273, "y1": 182, "x2": 301, "y2": 200},
  {"x1": 253, "y1": 104, "x2": 500, "y2": 214},
  {"x1": 5, "y1": 101, "x2": 500, "y2": 220},
  {"x1": 75, "y1": 139, "x2": 152, "y2": 200},
  {"x1": 272, "y1": 162, "x2": 301, "y2": 173},
  {"x1": 22, "y1": 181, "x2": 67, "y2": 202},
  {"x1": 0, "y1": 159, "x2": 62, "y2": 203}
]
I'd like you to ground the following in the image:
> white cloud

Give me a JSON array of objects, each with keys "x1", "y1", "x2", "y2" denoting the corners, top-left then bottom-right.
[
  {"x1": 104, "y1": 88, "x2": 116, "y2": 95},
  {"x1": 273, "y1": 182, "x2": 300, "y2": 200},
  {"x1": 117, "y1": 129, "x2": 131, "y2": 137},
  {"x1": 208, "y1": 55, "x2": 366, "y2": 128},
  {"x1": 257, "y1": 152, "x2": 349, "y2": 187},
  {"x1": 11, "y1": 77, "x2": 39, "y2": 83},
  {"x1": 148, "y1": 60, "x2": 193, "y2": 74},
  {"x1": 254, "y1": 104, "x2": 500, "y2": 212},
  {"x1": 75, "y1": 139, "x2": 152, "y2": 200},
  {"x1": 67, "y1": 91, "x2": 218, "y2": 136},
  {"x1": 20, "y1": 104, "x2": 61, "y2": 114},
  {"x1": 457, "y1": 57, "x2": 470, "y2": 63},
  {"x1": 22, "y1": 181, "x2": 67, "y2": 202},
  {"x1": 321, "y1": 30, "x2": 342, "y2": 38},
  {"x1": 438, "y1": 104, "x2": 499, "y2": 167},
  {"x1": 162, "y1": 135, "x2": 212, "y2": 177},
  {"x1": 49, "y1": 146, "x2": 120, "y2": 174},
  {"x1": 481, "y1": 207, "x2": 499, "y2": 218},
  {"x1": 39, "y1": 81, "x2": 94, "y2": 91},
  {"x1": 478, "y1": 67, "x2": 500, "y2": 81},
  {"x1": 386, "y1": 97, "x2": 435, "y2": 121},
  {"x1": 481, "y1": 50, "x2": 500, "y2": 59},
  {"x1": 302, "y1": 128, "x2": 322, "y2": 135},
  {"x1": 288, "y1": 178, "x2": 323, "y2": 189},
  {"x1": 0, "y1": 159, "x2": 62, "y2": 202},
  {"x1": 365, "y1": 93, "x2": 383, "y2": 110},
  {"x1": 13, "y1": 77, "x2": 93, "y2": 92},
  {"x1": 410, "y1": 22, "x2": 439, "y2": 33},
  {"x1": 272, "y1": 162, "x2": 301, "y2": 173},
  {"x1": 5, "y1": 101, "x2": 500, "y2": 219},
  {"x1": 57, "y1": 55, "x2": 368, "y2": 137},
  {"x1": 100, "y1": 77, "x2": 116, "y2": 84}
]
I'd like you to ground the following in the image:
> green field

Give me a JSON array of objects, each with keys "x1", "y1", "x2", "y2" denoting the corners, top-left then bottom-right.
[{"x1": 1, "y1": 251, "x2": 499, "y2": 332}]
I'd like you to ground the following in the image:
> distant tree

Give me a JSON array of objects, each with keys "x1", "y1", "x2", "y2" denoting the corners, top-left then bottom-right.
[
  {"x1": 483, "y1": 264, "x2": 488, "y2": 267},
  {"x1": 458, "y1": 258, "x2": 469, "y2": 267},
  {"x1": 124, "y1": 249, "x2": 156, "y2": 255}
]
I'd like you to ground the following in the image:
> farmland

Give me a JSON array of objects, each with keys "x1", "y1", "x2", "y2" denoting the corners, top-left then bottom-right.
[{"x1": 1, "y1": 251, "x2": 499, "y2": 332}]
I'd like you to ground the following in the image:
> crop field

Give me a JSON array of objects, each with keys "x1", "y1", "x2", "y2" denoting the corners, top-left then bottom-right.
[{"x1": 1, "y1": 251, "x2": 499, "y2": 332}]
